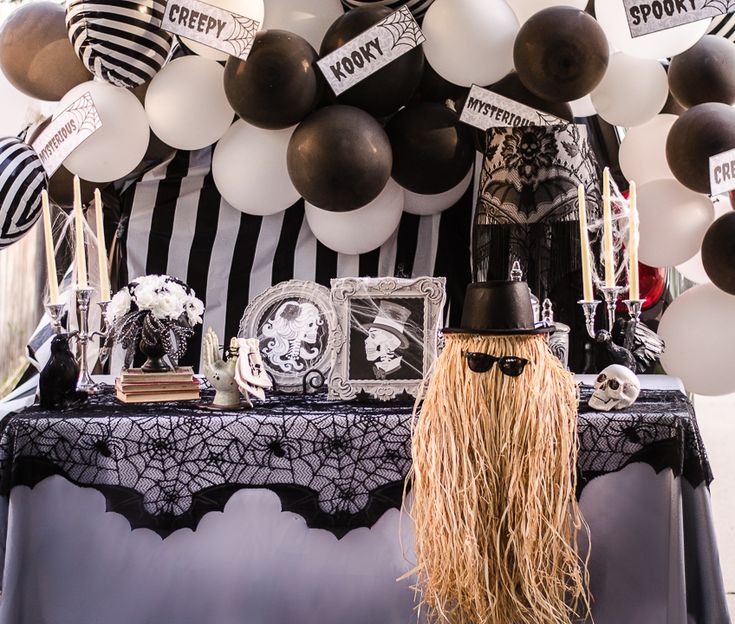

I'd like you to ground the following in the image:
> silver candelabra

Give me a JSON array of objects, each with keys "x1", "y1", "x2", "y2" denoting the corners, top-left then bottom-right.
[
  {"x1": 578, "y1": 287, "x2": 645, "y2": 339},
  {"x1": 45, "y1": 287, "x2": 110, "y2": 393}
]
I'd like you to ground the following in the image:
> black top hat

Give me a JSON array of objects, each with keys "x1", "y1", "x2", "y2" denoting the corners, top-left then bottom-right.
[{"x1": 445, "y1": 281, "x2": 554, "y2": 335}]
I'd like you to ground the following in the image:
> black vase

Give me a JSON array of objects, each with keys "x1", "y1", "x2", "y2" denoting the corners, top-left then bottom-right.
[{"x1": 139, "y1": 315, "x2": 171, "y2": 373}]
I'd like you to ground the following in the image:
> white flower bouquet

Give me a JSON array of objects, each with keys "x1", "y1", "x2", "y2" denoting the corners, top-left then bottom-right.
[{"x1": 106, "y1": 275, "x2": 204, "y2": 372}]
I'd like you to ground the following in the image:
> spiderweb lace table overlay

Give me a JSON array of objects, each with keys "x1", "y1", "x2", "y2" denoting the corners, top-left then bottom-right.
[{"x1": 0, "y1": 388, "x2": 711, "y2": 538}]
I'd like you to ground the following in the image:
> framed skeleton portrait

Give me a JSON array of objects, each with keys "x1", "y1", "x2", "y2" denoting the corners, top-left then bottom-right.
[
  {"x1": 239, "y1": 280, "x2": 336, "y2": 393},
  {"x1": 328, "y1": 277, "x2": 446, "y2": 401}
]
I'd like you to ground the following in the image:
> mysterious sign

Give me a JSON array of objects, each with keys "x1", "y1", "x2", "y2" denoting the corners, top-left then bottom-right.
[
  {"x1": 623, "y1": 0, "x2": 735, "y2": 37},
  {"x1": 459, "y1": 85, "x2": 568, "y2": 131},
  {"x1": 31, "y1": 92, "x2": 102, "y2": 177},
  {"x1": 162, "y1": 0, "x2": 260, "y2": 61},
  {"x1": 710, "y1": 146, "x2": 735, "y2": 195},
  {"x1": 317, "y1": 6, "x2": 425, "y2": 96}
]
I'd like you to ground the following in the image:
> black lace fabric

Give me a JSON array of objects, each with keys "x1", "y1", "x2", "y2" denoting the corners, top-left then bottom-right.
[{"x1": 0, "y1": 388, "x2": 711, "y2": 539}]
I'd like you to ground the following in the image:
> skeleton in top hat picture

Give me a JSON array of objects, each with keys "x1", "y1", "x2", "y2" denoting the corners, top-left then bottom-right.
[
  {"x1": 407, "y1": 280, "x2": 589, "y2": 624},
  {"x1": 364, "y1": 301, "x2": 412, "y2": 380}
]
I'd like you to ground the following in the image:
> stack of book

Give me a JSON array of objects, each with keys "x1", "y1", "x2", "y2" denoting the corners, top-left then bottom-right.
[{"x1": 115, "y1": 368, "x2": 200, "y2": 403}]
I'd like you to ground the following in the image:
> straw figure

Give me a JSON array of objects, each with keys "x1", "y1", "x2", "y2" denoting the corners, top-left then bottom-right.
[{"x1": 406, "y1": 281, "x2": 589, "y2": 624}]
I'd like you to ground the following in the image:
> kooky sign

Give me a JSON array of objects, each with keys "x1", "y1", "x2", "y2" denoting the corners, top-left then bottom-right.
[
  {"x1": 317, "y1": 6, "x2": 425, "y2": 96},
  {"x1": 31, "y1": 92, "x2": 102, "y2": 177},
  {"x1": 623, "y1": 0, "x2": 735, "y2": 37},
  {"x1": 162, "y1": 0, "x2": 261, "y2": 60}
]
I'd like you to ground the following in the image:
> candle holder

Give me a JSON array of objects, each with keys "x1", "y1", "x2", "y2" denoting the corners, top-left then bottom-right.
[
  {"x1": 622, "y1": 298, "x2": 645, "y2": 349},
  {"x1": 97, "y1": 300, "x2": 111, "y2": 367},
  {"x1": 600, "y1": 286, "x2": 625, "y2": 333},
  {"x1": 577, "y1": 299, "x2": 601, "y2": 339},
  {"x1": 45, "y1": 302, "x2": 66, "y2": 335},
  {"x1": 72, "y1": 287, "x2": 110, "y2": 393}
]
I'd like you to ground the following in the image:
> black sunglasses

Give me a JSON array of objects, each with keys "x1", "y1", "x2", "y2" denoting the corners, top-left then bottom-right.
[{"x1": 462, "y1": 352, "x2": 529, "y2": 377}]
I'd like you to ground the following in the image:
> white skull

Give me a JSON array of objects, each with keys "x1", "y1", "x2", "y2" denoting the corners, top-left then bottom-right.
[{"x1": 588, "y1": 364, "x2": 641, "y2": 411}]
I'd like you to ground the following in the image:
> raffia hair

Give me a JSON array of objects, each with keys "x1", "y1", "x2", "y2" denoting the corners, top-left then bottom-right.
[{"x1": 404, "y1": 332, "x2": 590, "y2": 624}]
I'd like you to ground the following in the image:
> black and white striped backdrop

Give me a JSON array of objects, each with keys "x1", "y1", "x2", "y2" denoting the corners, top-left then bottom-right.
[
  {"x1": 340, "y1": 0, "x2": 436, "y2": 19},
  {"x1": 0, "y1": 137, "x2": 46, "y2": 250},
  {"x1": 113, "y1": 147, "x2": 477, "y2": 370},
  {"x1": 66, "y1": 0, "x2": 172, "y2": 88}
]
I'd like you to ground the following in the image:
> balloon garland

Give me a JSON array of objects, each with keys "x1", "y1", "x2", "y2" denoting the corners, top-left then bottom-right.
[{"x1": 0, "y1": 0, "x2": 732, "y2": 396}]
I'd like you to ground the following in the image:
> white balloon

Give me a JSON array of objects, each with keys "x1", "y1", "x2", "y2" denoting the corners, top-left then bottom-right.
[
  {"x1": 305, "y1": 179, "x2": 404, "y2": 254},
  {"x1": 180, "y1": 0, "x2": 265, "y2": 60},
  {"x1": 213, "y1": 120, "x2": 298, "y2": 216},
  {"x1": 569, "y1": 95, "x2": 596, "y2": 118},
  {"x1": 591, "y1": 52, "x2": 668, "y2": 127},
  {"x1": 402, "y1": 167, "x2": 472, "y2": 216},
  {"x1": 619, "y1": 114, "x2": 677, "y2": 185},
  {"x1": 676, "y1": 195, "x2": 731, "y2": 283},
  {"x1": 60, "y1": 81, "x2": 149, "y2": 183},
  {"x1": 659, "y1": 283, "x2": 735, "y2": 395},
  {"x1": 595, "y1": 0, "x2": 710, "y2": 59},
  {"x1": 507, "y1": 0, "x2": 586, "y2": 25},
  {"x1": 637, "y1": 179, "x2": 714, "y2": 267},
  {"x1": 263, "y1": 0, "x2": 343, "y2": 50},
  {"x1": 145, "y1": 57, "x2": 234, "y2": 151},
  {"x1": 422, "y1": 0, "x2": 518, "y2": 88}
]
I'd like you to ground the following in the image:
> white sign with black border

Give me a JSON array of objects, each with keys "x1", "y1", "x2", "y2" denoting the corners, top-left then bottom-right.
[
  {"x1": 459, "y1": 85, "x2": 568, "y2": 131},
  {"x1": 317, "y1": 6, "x2": 425, "y2": 96},
  {"x1": 162, "y1": 0, "x2": 261, "y2": 61},
  {"x1": 30, "y1": 92, "x2": 102, "y2": 177},
  {"x1": 710, "y1": 146, "x2": 735, "y2": 195},
  {"x1": 623, "y1": 0, "x2": 734, "y2": 38}
]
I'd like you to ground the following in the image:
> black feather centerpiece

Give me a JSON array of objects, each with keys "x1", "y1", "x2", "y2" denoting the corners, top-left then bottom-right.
[{"x1": 39, "y1": 334, "x2": 88, "y2": 410}]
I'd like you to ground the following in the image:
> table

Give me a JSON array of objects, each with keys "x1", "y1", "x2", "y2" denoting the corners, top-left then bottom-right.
[{"x1": 0, "y1": 383, "x2": 728, "y2": 624}]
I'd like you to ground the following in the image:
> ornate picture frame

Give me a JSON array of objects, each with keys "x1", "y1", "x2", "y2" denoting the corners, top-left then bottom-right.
[
  {"x1": 239, "y1": 280, "x2": 336, "y2": 393},
  {"x1": 328, "y1": 277, "x2": 446, "y2": 401}
]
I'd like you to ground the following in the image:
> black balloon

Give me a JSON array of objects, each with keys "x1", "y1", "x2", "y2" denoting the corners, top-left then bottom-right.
[
  {"x1": 487, "y1": 72, "x2": 574, "y2": 122},
  {"x1": 224, "y1": 30, "x2": 323, "y2": 130},
  {"x1": 666, "y1": 103, "x2": 735, "y2": 194},
  {"x1": 702, "y1": 212, "x2": 735, "y2": 295},
  {"x1": 287, "y1": 105, "x2": 392, "y2": 212},
  {"x1": 513, "y1": 7, "x2": 608, "y2": 103},
  {"x1": 668, "y1": 35, "x2": 735, "y2": 109},
  {"x1": 415, "y1": 62, "x2": 468, "y2": 105},
  {"x1": 386, "y1": 102, "x2": 474, "y2": 195},
  {"x1": 320, "y1": 7, "x2": 424, "y2": 117}
]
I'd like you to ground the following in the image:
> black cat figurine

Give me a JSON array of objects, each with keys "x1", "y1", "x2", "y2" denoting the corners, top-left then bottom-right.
[{"x1": 39, "y1": 334, "x2": 88, "y2": 410}]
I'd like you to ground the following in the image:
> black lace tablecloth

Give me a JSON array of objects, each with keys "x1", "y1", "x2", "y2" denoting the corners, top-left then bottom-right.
[{"x1": 0, "y1": 387, "x2": 712, "y2": 539}]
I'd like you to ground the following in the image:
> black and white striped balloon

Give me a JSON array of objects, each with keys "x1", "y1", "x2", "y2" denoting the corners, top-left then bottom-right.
[
  {"x1": 0, "y1": 137, "x2": 47, "y2": 251},
  {"x1": 66, "y1": 0, "x2": 172, "y2": 88},
  {"x1": 340, "y1": 0, "x2": 435, "y2": 18}
]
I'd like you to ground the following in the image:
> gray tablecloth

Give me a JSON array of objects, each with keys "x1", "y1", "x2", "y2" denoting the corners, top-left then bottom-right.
[{"x1": 0, "y1": 385, "x2": 728, "y2": 623}]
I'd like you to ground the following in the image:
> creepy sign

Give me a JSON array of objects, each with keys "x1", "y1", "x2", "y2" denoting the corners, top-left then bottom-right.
[
  {"x1": 317, "y1": 6, "x2": 425, "y2": 96},
  {"x1": 30, "y1": 92, "x2": 102, "y2": 177},
  {"x1": 162, "y1": 0, "x2": 261, "y2": 61},
  {"x1": 710, "y1": 147, "x2": 735, "y2": 195},
  {"x1": 459, "y1": 85, "x2": 568, "y2": 130},
  {"x1": 623, "y1": 0, "x2": 735, "y2": 37}
]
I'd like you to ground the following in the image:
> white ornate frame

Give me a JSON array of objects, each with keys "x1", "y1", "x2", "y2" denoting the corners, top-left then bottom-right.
[
  {"x1": 239, "y1": 280, "x2": 336, "y2": 393},
  {"x1": 328, "y1": 277, "x2": 446, "y2": 401}
]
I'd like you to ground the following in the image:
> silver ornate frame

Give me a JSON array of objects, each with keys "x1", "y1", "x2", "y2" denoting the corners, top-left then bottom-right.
[
  {"x1": 328, "y1": 277, "x2": 446, "y2": 401},
  {"x1": 239, "y1": 280, "x2": 336, "y2": 393}
]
